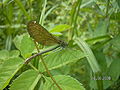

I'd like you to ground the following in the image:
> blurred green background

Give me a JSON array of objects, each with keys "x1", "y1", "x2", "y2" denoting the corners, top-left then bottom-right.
[{"x1": 0, "y1": 0, "x2": 120, "y2": 90}]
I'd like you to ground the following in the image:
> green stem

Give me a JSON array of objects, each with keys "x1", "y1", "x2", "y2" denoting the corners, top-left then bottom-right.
[
  {"x1": 105, "y1": 0, "x2": 110, "y2": 18},
  {"x1": 40, "y1": 56, "x2": 62, "y2": 90}
]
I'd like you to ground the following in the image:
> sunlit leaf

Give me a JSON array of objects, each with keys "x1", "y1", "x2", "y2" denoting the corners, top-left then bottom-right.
[
  {"x1": 43, "y1": 75, "x2": 85, "y2": 90},
  {"x1": 0, "y1": 57, "x2": 23, "y2": 90},
  {"x1": 50, "y1": 24, "x2": 71, "y2": 32},
  {"x1": 13, "y1": 33, "x2": 35, "y2": 58},
  {"x1": 39, "y1": 48, "x2": 85, "y2": 72},
  {"x1": 0, "y1": 50, "x2": 9, "y2": 60},
  {"x1": 10, "y1": 70, "x2": 41, "y2": 90}
]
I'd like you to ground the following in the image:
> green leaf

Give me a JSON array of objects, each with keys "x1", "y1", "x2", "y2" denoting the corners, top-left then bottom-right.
[
  {"x1": 50, "y1": 24, "x2": 71, "y2": 32},
  {"x1": 0, "y1": 50, "x2": 20, "y2": 68},
  {"x1": 13, "y1": 33, "x2": 35, "y2": 58},
  {"x1": 94, "y1": 20, "x2": 108, "y2": 37},
  {"x1": 107, "y1": 58, "x2": 120, "y2": 81},
  {"x1": 0, "y1": 57, "x2": 23, "y2": 90},
  {"x1": 20, "y1": 34, "x2": 35, "y2": 58},
  {"x1": 111, "y1": 35, "x2": 120, "y2": 52},
  {"x1": 93, "y1": 50, "x2": 107, "y2": 72},
  {"x1": 74, "y1": 38, "x2": 101, "y2": 73},
  {"x1": 0, "y1": 50, "x2": 9, "y2": 60},
  {"x1": 39, "y1": 48, "x2": 85, "y2": 72},
  {"x1": 86, "y1": 35, "x2": 111, "y2": 45},
  {"x1": 9, "y1": 50, "x2": 20, "y2": 58},
  {"x1": 0, "y1": 50, "x2": 20, "y2": 60},
  {"x1": 51, "y1": 32, "x2": 62, "y2": 36},
  {"x1": 13, "y1": 34, "x2": 24, "y2": 50},
  {"x1": 81, "y1": 0, "x2": 94, "y2": 8},
  {"x1": 43, "y1": 75, "x2": 85, "y2": 90},
  {"x1": 116, "y1": 0, "x2": 120, "y2": 8},
  {"x1": 10, "y1": 70, "x2": 41, "y2": 90}
]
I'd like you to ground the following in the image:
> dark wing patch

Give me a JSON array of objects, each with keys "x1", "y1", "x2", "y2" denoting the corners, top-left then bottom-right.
[{"x1": 27, "y1": 21, "x2": 61, "y2": 46}]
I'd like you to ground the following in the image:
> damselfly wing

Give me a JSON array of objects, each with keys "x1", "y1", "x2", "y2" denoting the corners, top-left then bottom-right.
[{"x1": 27, "y1": 21, "x2": 67, "y2": 47}]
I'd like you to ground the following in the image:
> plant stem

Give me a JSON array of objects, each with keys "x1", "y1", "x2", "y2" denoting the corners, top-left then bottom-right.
[
  {"x1": 105, "y1": 0, "x2": 110, "y2": 18},
  {"x1": 40, "y1": 55, "x2": 62, "y2": 90}
]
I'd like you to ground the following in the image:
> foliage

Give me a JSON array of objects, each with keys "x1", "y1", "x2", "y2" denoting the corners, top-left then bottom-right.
[{"x1": 0, "y1": 0, "x2": 120, "y2": 90}]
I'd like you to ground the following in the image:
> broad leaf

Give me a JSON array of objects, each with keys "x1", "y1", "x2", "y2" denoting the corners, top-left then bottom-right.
[
  {"x1": 107, "y1": 58, "x2": 120, "y2": 81},
  {"x1": 0, "y1": 57, "x2": 23, "y2": 90},
  {"x1": 0, "y1": 50, "x2": 20, "y2": 68},
  {"x1": 10, "y1": 70, "x2": 41, "y2": 90},
  {"x1": 13, "y1": 33, "x2": 35, "y2": 58},
  {"x1": 94, "y1": 20, "x2": 108, "y2": 37},
  {"x1": 39, "y1": 48, "x2": 85, "y2": 72},
  {"x1": 75, "y1": 38, "x2": 101, "y2": 73},
  {"x1": 50, "y1": 24, "x2": 71, "y2": 32},
  {"x1": 0, "y1": 50, "x2": 9, "y2": 60},
  {"x1": 9, "y1": 50, "x2": 20, "y2": 58},
  {"x1": 43, "y1": 75, "x2": 85, "y2": 90},
  {"x1": 111, "y1": 35, "x2": 120, "y2": 52}
]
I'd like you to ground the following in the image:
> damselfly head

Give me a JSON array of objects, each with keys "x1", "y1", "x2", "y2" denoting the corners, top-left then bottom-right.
[{"x1": 58, "y1": 40, "x2": 68, "y2": 48}]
